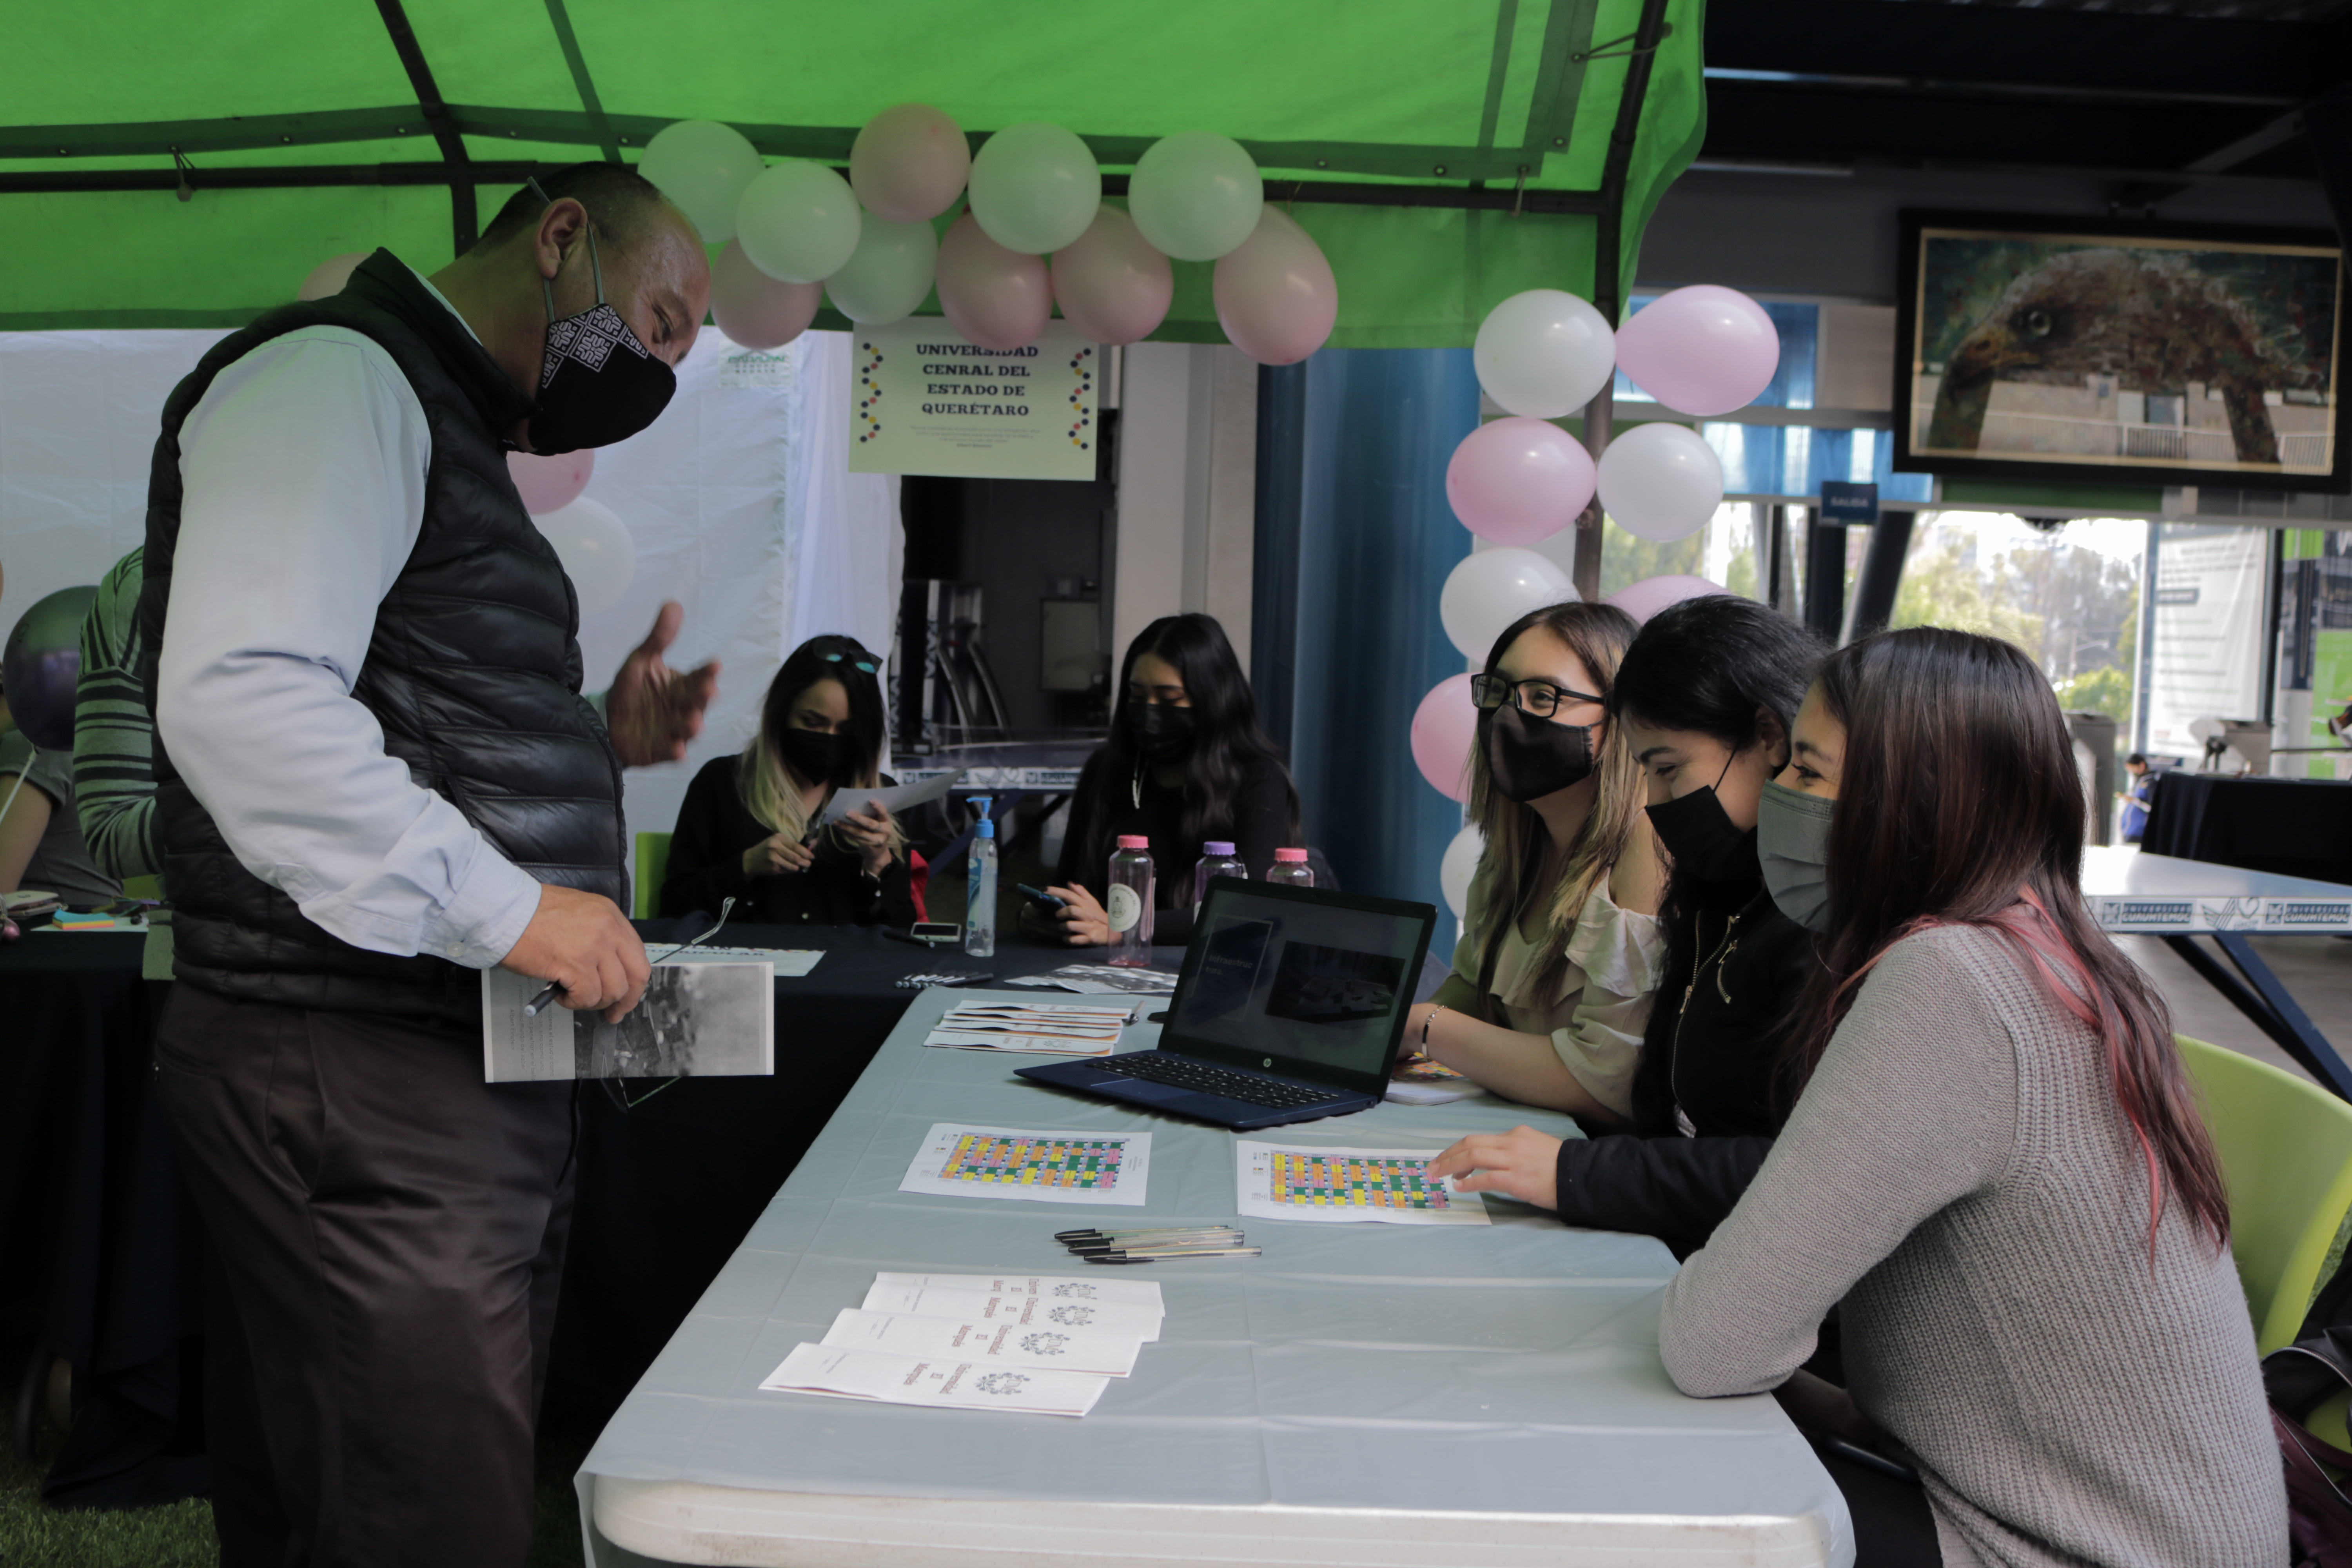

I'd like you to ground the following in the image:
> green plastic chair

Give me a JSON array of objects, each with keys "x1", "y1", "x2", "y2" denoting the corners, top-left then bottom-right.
[
  {"x1": 633, "y1": 831, "x2": 672, "y2": 921},
  {"x1": 2178, "y1": 1035, "x2": 2352, "y2": 1356}
]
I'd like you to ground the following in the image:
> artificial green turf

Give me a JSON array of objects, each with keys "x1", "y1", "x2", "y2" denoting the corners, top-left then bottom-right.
[{"x1": 0, "y1": 1416, "x2": 598, "y2": 1568}]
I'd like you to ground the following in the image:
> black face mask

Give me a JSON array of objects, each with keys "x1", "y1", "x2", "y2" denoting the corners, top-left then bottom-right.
[
  {"x1": 1646, "y1": 787, "x2": 1758, "y2": 884},
  {"x1": 1129, "y1": 702, "x2": 1196, "y2": 762},
  {"x1": 526, "y1": 212, "x2": 677, "y2": 455},
  {"x1": 1483, "y1": 704, "x2": 1595, "y2": 804},
  {"x1": 777, "y1": 727, "x2": 849, "y2": 783}
]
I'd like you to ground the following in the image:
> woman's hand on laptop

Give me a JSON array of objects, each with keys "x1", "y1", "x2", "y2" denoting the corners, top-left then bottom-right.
[{"x1": 1427, "y1": 1126, "x2": 1561, "y2": 1212}]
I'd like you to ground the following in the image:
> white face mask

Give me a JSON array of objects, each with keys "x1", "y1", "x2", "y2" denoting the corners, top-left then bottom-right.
[{"x1": 1756, "y1": 780, "x2": 1835, "y2": 933}]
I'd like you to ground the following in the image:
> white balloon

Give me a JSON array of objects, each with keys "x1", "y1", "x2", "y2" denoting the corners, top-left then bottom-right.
[
  {"x1": 536, "y1": 496, "x2": 635, "y2": 616},
  {"x1": 1439, "y1": 547, "x2": 1577, "y2": 661},
  {"x1": 966, "y1": 121, "x2": 1100, "y2": 254},
  {"x1": 1596, "y1": 423, "x2": 1725, "y2": 543},
  {"x1": 1474, "y1": 289, "x2": 1617, "y2": 419},
  {"x1": 736, "y1": 162, "x2": 862, "y2": 284},
  {"x1": 637, "y1": 120, "x2": 764, "y2": 243},
  {"x1": 1439, "y1": 824, "x2": 1485, "y2": 921},
  {"x1": 824, "y1": 215, "x2": 939, "y2": 325}
]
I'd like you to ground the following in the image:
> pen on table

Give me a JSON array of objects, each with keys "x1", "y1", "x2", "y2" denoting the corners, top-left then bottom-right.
[
  {"x1": 1061, "y1": 1229, "x2": 1241, "y2": 1247},
  {"x1": 1055, "y1": 1226, "x2": 1241, "y2": 1242},
  {"x1": 1085, "y1": 1247, "x2": 1261, "y2": 1264},
  {"x1": 522, "y1": 980, "x2": 564, "y2": 1018}
]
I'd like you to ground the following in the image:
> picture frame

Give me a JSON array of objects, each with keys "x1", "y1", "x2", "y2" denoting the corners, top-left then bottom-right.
[{"x1": 1893, "y1": 210, "x2": 2348, "y2": 493}]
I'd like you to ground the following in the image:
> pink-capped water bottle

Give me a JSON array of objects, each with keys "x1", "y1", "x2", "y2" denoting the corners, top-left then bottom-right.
[
  {"x1": 1106, "y1": 835, "x2": 1156, "y2": 966},
  {"x1": 1266, "y1": 847, "x2": 1315, "y2": 888}
]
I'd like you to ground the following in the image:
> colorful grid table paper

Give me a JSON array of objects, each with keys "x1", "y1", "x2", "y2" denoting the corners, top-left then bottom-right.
[
  {"x1": 1235, "y1": 1140, "x2": 1490, "y2": 1225},
  {"x1": 900, "y1": 1123, "x2": 1152, "y2": 1207}
]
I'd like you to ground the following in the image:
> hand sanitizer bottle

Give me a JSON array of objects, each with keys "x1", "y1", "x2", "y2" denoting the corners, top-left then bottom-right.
[{"x1": 964, "y1": 798, "x2": 997, "y2": 957}]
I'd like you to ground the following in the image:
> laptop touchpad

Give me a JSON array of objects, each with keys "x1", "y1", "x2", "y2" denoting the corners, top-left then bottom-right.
[{"x1": 1106, "y1": 1078, "x2": 1191, "y2": 1102}]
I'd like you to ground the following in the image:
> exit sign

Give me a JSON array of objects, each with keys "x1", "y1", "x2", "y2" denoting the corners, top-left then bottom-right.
[{"x1": 1818, "y1": 481, "x2": 1879, "y2": 523}]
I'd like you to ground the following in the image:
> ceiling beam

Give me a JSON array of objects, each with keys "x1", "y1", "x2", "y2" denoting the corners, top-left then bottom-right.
[
  {"x1": 372, "y1": 0, "x2": 475, "y2": 251},
  {"x1": 539, "y1": 0, "x2": 621, "y2": 164}
]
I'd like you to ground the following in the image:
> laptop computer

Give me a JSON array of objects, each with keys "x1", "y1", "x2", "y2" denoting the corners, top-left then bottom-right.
[{"x1": 1015, "y1": 877, "x2": 1436, "y2": 1130}]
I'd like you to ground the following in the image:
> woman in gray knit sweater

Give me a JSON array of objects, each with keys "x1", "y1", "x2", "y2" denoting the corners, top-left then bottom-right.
[{"x1": 1657, "y1": 630, "x2": 2286, "y2": 1567}]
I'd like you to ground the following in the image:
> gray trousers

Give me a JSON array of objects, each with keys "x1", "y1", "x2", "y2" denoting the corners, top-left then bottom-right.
[{"x1": 155, "y1": 984, "x2": 576, "y2": 1568}]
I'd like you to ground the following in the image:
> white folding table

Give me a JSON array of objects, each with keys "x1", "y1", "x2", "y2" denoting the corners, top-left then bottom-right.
[
  {"x1": 2083, "y1": 845, "x2": 2352, "y2": 1100},
  {"x1": 574, "y1": 985, "x2": 1852, "y2": 1567}
]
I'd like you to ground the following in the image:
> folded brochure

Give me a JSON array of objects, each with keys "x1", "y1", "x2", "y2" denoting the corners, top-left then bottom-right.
[
  {"x1": 922, "y1": 1001, "x2": 1133, "y2": 1056},
  {"x1": 822, "y1": 1307, "x2": 1141, "y2": 1376},
  {"x1": 860, "y1": 1281, "x2": 1162, "y2": 1342}
]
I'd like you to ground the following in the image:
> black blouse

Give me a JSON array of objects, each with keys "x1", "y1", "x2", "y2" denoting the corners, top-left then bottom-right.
[
  {"x1": 1053, "y1": 747, "x2": 1296, "y2": 946},
  {"x1": 659, "y1": 755, "x2": 920, "y2": 929},
  {"x1": 1551, "y1": 834, "x2": 1821, "y2": 1257}
]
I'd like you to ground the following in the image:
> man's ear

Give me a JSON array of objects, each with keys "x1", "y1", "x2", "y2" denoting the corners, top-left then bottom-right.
[
  {"x1": 532, "y1": 198, "x2": 590, "y2": 283},
  {"x1": 1753, "y1": 704, "x2": 1789, "y2": 770}
]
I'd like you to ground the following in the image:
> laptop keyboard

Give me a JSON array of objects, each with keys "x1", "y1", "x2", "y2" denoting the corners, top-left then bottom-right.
[{"x1": 1094, "y1": 1053, "x2": 1339, "y2": 1109}]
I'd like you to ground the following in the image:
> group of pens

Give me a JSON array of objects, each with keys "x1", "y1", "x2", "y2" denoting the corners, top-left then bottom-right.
[{"x1": 1054, "y1": 1225, "x2": 1261, "y2": 1265}]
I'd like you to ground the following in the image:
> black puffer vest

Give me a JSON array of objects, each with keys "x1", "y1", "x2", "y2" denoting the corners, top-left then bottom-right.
[{"x1": 137, "y1": 250, "x2": 626, "y2": 1028}]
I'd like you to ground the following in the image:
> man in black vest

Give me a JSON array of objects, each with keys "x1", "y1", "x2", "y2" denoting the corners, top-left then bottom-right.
[{"x1": 142, "y1": 165, "x2": 717, "y2": 1566}]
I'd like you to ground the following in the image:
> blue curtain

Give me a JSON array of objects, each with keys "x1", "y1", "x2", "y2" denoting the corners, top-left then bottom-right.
[{"x1": 1256, "y1": 349, "x2": 1478, "y2": 909}]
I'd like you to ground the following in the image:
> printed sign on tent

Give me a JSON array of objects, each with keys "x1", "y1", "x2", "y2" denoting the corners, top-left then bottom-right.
[{"x1": 846, "y1": 319, "x2": 1099, "y2": 481}]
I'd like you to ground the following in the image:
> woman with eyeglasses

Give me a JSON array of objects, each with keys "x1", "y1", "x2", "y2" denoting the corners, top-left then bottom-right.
[
  {"x1": 1402, "y1": 601, "x2": 1666, "y2": 1123},
  {"x1": 659, "y1": 634, "x2": 916, "y2": 926},
  {"x1": 1430, "y1": 596, "x2": 1825, "y2": 1252},
  {"x1": 1025, "y1": 613, "x2": 1300, "y2": 949}
]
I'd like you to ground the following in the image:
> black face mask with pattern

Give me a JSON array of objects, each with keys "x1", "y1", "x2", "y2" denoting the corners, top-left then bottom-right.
[{"x1": 526, "y1": 207, "x2": 676, "y2": 455}]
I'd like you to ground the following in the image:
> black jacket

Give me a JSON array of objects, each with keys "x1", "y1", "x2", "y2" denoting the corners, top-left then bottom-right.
[
  {"x1": 1554, "y1": 851, "x2": 1819, "y2": 1256},
  {"x1": 1054, "y1": 748, "x2": 1296, "y2": 945},
  {"x1": 137, "y1": 250, "x2": 624, "y2": 1028},
  {"x1": 660, "y1": 755, "x2": 918, "y2": 928}
]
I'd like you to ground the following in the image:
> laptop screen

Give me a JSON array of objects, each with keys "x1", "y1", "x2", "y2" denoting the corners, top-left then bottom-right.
[{"x1": 1159, "y1": 878, "x2": 1436, "y2": 1094}]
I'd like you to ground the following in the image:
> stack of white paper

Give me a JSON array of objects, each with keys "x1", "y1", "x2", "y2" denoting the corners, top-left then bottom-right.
[
  {"x1": 760, "y1": 1271, "x2": 1169, "y2": 1419},
  {"x1": 759, "y1": 1343, "x2": 1109, "y2": 1417},
  {"x1": 1003, "y1": 964, "x2": 1179, "y2": 996},
  {"x1": 921, "y1": 1001, "x2": 1134, "y2": 1056}
]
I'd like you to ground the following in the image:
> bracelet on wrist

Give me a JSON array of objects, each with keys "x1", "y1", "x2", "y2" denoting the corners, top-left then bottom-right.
[{"x1": 1422, "y1": 1003, "x2": 1447, "y2": 1051}]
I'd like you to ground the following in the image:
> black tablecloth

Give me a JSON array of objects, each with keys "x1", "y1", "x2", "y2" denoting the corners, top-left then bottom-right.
[
  {"x1": 1, "y1": 922, "x2": 1182, "y2": 1481},
  {"x1": 2140, "y1": 772, "x2": 2352, "y2": 886}
]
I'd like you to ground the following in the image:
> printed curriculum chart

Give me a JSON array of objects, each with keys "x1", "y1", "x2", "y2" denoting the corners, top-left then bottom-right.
[
  {"x1": 900, "y1": 1123, "x2": 1152, "y2": 1207},
  {"x1": 1234, "y1": 1140, "x2": 1490, "y2": 1226}
]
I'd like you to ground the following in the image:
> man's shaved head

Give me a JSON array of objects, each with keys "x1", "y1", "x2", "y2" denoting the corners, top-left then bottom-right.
[{"x1": 476, "y1": 163, "x2": 681, "y2": 252}]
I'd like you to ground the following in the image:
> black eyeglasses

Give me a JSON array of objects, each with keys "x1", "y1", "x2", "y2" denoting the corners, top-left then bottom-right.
[
  {"x1": 1470, "y1": 673, "x2": 1605, "y2": 719},
  {"x1": 823, "y1": 652, "x2": 879, "y2": 674}
]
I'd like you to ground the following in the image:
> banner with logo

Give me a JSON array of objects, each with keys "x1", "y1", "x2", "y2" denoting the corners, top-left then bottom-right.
[{"x1": 846, "y1": 319, "x2": 1099, "y2": 481}]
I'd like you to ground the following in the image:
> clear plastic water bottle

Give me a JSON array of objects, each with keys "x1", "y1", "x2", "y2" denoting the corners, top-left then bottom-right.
[
  {"x1": 1192, "y1": 840, "x2": 1248, "y2": 906},
  {"x1": 1106, "y1": 834, "x2": 1156, "y2": 967},
  {"x1": 1266, "y1": 847, "x2": 1315, "y2": 888},
  {"x1": 964, "y1": 797, "x2": 997, "y2": 957}
]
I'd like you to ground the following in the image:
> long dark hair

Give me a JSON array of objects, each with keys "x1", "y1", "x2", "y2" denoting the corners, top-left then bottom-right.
[
  {"x1": 1081, "y1": 614, "x2": 1299, "y2": 882},
  {"x1": 738, "y1": 633, "x2": 890, "y2": 839},
  {"x1": 1463, "y1": 600, "x2": 1642, "y2": 1013},
  {"x1": 1612, "y1": 596, "x2": 1824, "y2": 1135},
  {"x1": 1782, "y1": 628, "x2": 2228, "y2": 1250}
]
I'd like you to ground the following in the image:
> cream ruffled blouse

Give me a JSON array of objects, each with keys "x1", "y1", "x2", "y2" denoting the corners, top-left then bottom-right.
[{"x1": 1447, "y1": 870, "x2": 1667, "y2": 1119}]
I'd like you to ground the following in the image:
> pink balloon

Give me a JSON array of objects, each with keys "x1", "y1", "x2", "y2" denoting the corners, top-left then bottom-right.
[
  {"x1": 296, "y1": 252, "x2": 367, "y2": 301},
  {"x1": 1604, "y1": 574, "x2": 1728, "y2": 625},
  {"x1": 508, "y1": 449, "x2": 594, "y2": 515},
  {"x1": 850, "y1": 104, "x2": 972, "y2": 223},
  {"x1": 1613, "y1": 285, "x2": 1780, "y2": 417},
  {"x1": 936, "y1": 214, "x2": 1051, "y2": 350},
  {"x1": 711, "y1": 239, "x2": 820, "y2": 350},
  {"x1": 1212, "y1": 205, "x2": 1337, "y2": 365},
  {"x1": 1410, "y1": 674, "x2": 1481, "y2": 803},
  {"x1": 1050, "y1": 208, "x2": 1172, "y2": 345},
  {"x1": 1445, "y1": 417, "x2": 1597, "y2": 545}
]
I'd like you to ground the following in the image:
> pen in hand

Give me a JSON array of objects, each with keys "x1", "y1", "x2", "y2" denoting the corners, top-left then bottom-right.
[{"x1": 522, "y1": 979, "x2": 564, "y2": 1018}]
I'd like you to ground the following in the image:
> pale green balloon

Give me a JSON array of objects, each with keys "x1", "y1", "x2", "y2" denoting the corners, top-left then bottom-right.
[
  {"x1": 966, "y1": 122, "x2": 1100, "y2": 255},
  {"x1": 824, "y1": 215, "x2": 939, "y2": 325},
  {"x1": 636, "y1": 120, "x2": 763, "y2": 243},
  {"x1": 736, "y1": 162, "x2": 862, "y2": 285},
  {"x1": 1127, "y1": 131, "x2": 1263, "y2": 262}
]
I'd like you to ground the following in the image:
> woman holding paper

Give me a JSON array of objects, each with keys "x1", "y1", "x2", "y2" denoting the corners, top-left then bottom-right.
[{"x1": 661, "y1": 635, "x2": 918, "y2": 926}]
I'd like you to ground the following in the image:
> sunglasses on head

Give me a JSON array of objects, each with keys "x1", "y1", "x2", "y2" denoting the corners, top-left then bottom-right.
[{"x1": 822, "y1": 651, "x2": 878, "y2": 674}]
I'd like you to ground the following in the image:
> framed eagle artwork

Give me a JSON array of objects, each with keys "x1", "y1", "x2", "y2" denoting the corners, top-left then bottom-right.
[{"x1": 1893, "y1": 211, "x2": 2348, "y2": 493}]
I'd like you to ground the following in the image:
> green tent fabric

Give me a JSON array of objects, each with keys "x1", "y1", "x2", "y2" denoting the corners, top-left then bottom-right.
[{"x1": 0, "y1": 0, "x2": 1706, "y2": 345}]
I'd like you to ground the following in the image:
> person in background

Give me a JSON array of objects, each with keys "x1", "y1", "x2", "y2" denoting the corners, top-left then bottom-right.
[
  {"x1": 1652, "y1": 629, "x2": 2283, "y2": 1566},
  {"x1": 1430, "y1": 595, "x2": 1822, "y2": 1252},
  {"x1": 661, "y1": 634, "x2": 915, "y2": 927},
  {"x1": 1027, "y1": 613, "x2": 1299, "y2": 949},
  {"x1": 73, "y1": 548, "x2": 174, "y2": 978},
  {"x1": 2120, "y1": 751, "x2": 2153, "y2": 842},
  {"x1": 1, "y1": 663, "x2": 120, "y2": 906},
  {"x1": 1403, "y1": 602, "x2": 1666, "y2": 1123}
]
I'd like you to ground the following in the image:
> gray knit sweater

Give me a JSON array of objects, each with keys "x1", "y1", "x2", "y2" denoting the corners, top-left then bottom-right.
[{"x1": 1659, "y1": 924, "x2": 2286, "y2": 1567}]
